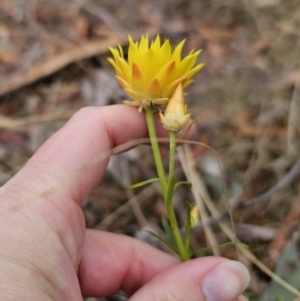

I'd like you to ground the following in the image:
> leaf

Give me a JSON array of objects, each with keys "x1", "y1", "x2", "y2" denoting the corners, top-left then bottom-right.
[
  {"x1": 184, "y1": 203, "x2": 192, "y2": 250},
  {"x1": 165, "y1": 176, "x2": 176, "y2": 238},
  {"x1": 166, "y1": 176, "x2": 175, "y2": 203},
  {"x1": 192, "y1": 241, "x2": 248, "y2": 256},
  {"x1": 145, "y1": 230, "x2": 177, "y2": 253},
  {"x1": 161, "y1": 218, "x2": 177, "y2": 252},
  {"x1": 126, "y1": 178, "x2": 160, "y2": 190},
  {"x1": 174, "y1": 181, "x2": 192, "y2": 189}
]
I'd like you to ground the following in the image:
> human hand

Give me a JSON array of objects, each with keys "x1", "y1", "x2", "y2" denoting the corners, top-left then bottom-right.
[{"x1": 0, "y1": 105, "x2": 250, "y2": 301}]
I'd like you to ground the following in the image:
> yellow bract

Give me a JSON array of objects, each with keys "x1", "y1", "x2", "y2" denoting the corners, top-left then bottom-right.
[
  {"x1": 190, "y1": 205, "x2": 200, "y2": 227},
  {"x1": 108, "y1": 35, "x2": 203, "y2": 110},
  {"x1": 159, "y1": 83, "x2": 190, "y2": 132}
]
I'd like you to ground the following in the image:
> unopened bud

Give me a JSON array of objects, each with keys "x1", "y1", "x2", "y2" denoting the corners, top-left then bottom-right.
[
  {"x1": 159, "y1": 83, "x2": 190, "y2": 132},
  {"x1": 190, "y1": 205, "x2": 200, "y2": 227}
]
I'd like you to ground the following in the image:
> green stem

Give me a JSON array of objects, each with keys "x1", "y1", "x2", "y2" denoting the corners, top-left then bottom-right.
[
  {"x1": 145, "y1": 109, "x2": 189, "y2": 261},
  {"x1": 145, "y1": 108, "x2": 167, "y2": 198},
  {"x1": 168, "y1": 131, "x2": 176, "y2": 182},
  {"x1": 167, "y1": 131, "x2": 189, "y2": 261}
]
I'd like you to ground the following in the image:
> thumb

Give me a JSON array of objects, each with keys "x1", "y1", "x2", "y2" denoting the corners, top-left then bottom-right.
[{"x1": 129, "y1": 257, "x2": 250, "y2": 301}]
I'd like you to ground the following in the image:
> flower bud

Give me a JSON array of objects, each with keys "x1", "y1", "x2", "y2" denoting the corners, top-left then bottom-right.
[
  {"x1": 190, "y1": 205, "x2": 200, "y2": 227},
  {"x1": 159, "y1": 83, "x2": 190, "y2": 132}
]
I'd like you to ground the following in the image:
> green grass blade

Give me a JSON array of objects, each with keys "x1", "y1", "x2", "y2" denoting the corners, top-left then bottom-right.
[{"x1": 126, "y1": 178, "x2": 160, "y2": 190}]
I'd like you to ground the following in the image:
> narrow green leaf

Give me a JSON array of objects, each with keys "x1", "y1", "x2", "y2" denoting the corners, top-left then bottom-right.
[
  {"x1": 161, "y1": 218, "x2": 177, "y2": 251},
  {"x1": 126, "y1": 178, "x2": 160, "y2": 190},
  {"x1": 192, "y1": 241, "x2": 248, "y2": 256},
  {"x1": 166, "y1": 176, "x2": 175, "y2": 203},
  {"x1": 174, "y1": 181, "x2": 192, "y2": 189},
  {"x1": 145, "y1": 230, "x2": 177, "y2": 253},
  {"x1": 166, "y1": 176, "x2": 176, "y2": 225},
  {"x1": 184, "y1": 203, "x2": 192, "y2": 250}
]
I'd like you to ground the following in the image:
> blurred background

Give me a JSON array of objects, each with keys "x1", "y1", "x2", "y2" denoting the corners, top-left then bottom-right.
[{"x1": 1, "y1": 0, "x2": 300, "y2": 300}]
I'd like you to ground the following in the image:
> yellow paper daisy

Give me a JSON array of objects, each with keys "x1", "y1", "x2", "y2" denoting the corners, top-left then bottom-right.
[{"x1": 108, "y1": 35, "x2": 203, "y2": 110}]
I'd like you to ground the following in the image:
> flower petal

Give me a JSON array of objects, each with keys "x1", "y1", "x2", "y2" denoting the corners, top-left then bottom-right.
[
  {"x1": 151, "y1": 35, "x2": 161, "y2": 53},
  {"x1": 118, "y1": 45, "x2": 124, "y2": 58},
  {"x1": 128, "y1": 37, "x2": 139, "y2": 67},
  {"x1": 185, "y1": 63, "x2": 204, "y2": 80},
  {"x1": 155, "y1": 61, "x2": 176, "y2": 89},
  {"x1": 109, "y1": 47, "x2": 121, "y2": 62},
  {"x1": 145, "y1": 79, "x2": 162, "y2": 98},
  {"x1": 163, "y1": 76, "x2": 187, "y2": 98},
  {"x1": 176, "y1": 51, "x2": 200, "y2": 78},
  {"x1": 139, "y1": 35, "x2": 149, "y2": 53},
  {"x1": 123, "y1": 100, "x2": 141, "y2": 106},
  {"x1": 115, "y1": 76, "x2": 131, "y2": 90},
  {"x1": 159, "y1": 111, "x2": 167, "y2": 124},
  {"x1": 182, "y1": 79, "x2": 194, "y2": 89},
  {"x1": 158, "y1": 39, "x2": 171, "y2": 69},
  {"x1": 116, "y1": 57, "x2": 131, "y2": 82},
  {"x1": 179, "y1": 113, "x2": 191, "y2": 126},
  {"x1": 172, "y1": 39, "x2": 185, "y2": 63},
  {"x1": 124, "y1": 88, "x2": 143, "y2": 101},
  {"x1": 153, "y1": 98, "x2": 169, "y2": 105},
  {"x1": 132, "y1": 63, "x2": 147, "y2": 91},
  {"x1": 142, "y1": 48, "x2": 157, "y2": 80},
  {"x1": 108, "y1": 58, "x2": 121, "y2": 74}
]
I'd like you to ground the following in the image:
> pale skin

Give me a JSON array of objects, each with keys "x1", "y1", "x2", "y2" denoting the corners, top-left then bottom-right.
[{"x1": 0, "y1": 105, "x2": 250, "y2": 301}]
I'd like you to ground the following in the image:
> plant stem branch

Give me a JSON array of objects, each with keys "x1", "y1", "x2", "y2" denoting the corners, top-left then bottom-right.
[
  {"x1": 145, "y1": 108, "x2": 167, "y2": 198},
  {"x1": 166, "y1": 131, "x2": 189, "y2": 261},
  {"x1": 145, "y1": 109, "x2": 189, "y2": 261}
]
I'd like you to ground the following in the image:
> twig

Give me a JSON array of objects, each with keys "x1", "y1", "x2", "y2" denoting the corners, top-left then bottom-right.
[
  {"x1": 82, "y1": 5, "x2": 128, "y2": 39},
  {"x1": 0, "y1": 109, "x2": 78, "y2": 130},
  {"x1": 287, "y1": 70, "x2": 300, "y2": 158},
  {"x1": 119, "y1": 155, "x2": 148, "y2": 228},
  {"x1": 183, "y1": 152, "x2": 300, "y2": 297},
  {"x1": 0, "y1": 25, "x2": 160, "y2": 97},
  {"x1": 242, "y1": 158, "x2": 300, "y2": 208},
  {"x1": 94, "y1": 182, "x2": 160, "y2": 230},
  {"x1": 0, "y1": 33, "x2": 123, "y2": 96},
  {"x1": 195, "y1": 158, "x2": 300, "y2": 230},
  {"x1": 269, "y1": 199, "x2": 300, "y2": 260}
]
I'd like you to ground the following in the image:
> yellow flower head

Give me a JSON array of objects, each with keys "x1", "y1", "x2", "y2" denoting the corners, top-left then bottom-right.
[
  {"x1": 159, "y1": 83, "x2": 190, "y2": 132},
  {"x1": 108, "y1": 35, "x2": 203, "y2": 110}
]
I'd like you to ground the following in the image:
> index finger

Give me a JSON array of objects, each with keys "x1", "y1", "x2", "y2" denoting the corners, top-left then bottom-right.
[
  {"x1": 3, "y1": 105, "x2": 192, "y2": 206},
  {"x1": 2, "y1": 106, "x2": 145, "y2": 204}
]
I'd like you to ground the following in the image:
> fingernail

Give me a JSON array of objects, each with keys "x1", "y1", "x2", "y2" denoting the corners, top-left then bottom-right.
[{"x1": 202, "y1": 260, "x2": 250, "y2": 301}]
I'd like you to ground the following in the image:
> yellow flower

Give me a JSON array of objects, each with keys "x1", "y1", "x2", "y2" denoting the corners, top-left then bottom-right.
[
  {"x1": 108, "y1": 35, "x2": 203, "y2": 110},
  {"x1": 159, "y1": 83, "x2": 190, "y2": 132}
]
